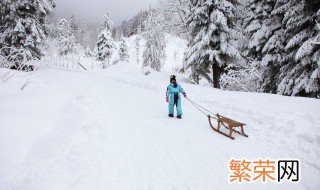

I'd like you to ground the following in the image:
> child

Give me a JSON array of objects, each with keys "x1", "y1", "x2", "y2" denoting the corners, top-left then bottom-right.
[{"x1": 166, "y1": 75, "x2": 187, "y2": 119}]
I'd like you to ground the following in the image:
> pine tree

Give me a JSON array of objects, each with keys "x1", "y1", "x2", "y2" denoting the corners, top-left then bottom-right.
[
  {"x1": 96, "y1": 12, "x2": 115, "y2": 69},
  {"x1": 243, "y1": 0, "x2": 284, "y2": 93},
  {"x1": 135, "y1": 36, "x2": 141, "y2": 65},
  {"x1": 57, "y1": 19, "x2": 76, "y2": 56},
  {"x1": 274, "y1": 0, "x2": 320, "y2": 97},
  {"x1": 183, "y1": 0, "x2": 242, "y2": 88},
  {"x1": 0, "y1": 0, "x2": 55, "y2": 64},
  {"x1": 118, "y1": 38, "x2": 129, "y2": 62},
  {"x1": 78, "y1": 18, "x2": 88, "y2": 47},
  {"x1": 243, "y1": 0, "x2": 278, "y2": 60},
  {"x1": 142, "y1": 11, "x2": 166, "y2": 71},
  {"x1": 69, "y1": 14, "x2": 78, "y2": 37}
]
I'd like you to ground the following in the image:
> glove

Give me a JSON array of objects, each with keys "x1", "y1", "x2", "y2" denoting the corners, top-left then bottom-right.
[
  {"x1": 183, "y1": 92, "x2": 187, "y2": 98},
  {"x1": 166, "y1": 96, "x2": 169, "y2": 102}
]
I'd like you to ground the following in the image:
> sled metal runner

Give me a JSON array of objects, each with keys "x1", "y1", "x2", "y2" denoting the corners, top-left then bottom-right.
[{"x1": 207, "y1": 114, "x2": 248, "y2": 140}]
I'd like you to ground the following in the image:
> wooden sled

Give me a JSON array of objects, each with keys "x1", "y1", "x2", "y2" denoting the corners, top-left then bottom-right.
[{"x1": 207, "y1": 114, "x2": 248, "y2": 140}]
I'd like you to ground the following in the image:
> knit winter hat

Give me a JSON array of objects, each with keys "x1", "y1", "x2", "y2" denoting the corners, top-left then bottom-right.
[{"x1": 170, "y1": 75, "x2": 176, "y2": 83}]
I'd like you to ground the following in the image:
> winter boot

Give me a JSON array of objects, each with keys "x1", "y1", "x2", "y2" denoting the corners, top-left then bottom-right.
[
  {"x1": 168, "y1": 114, "x2": 174, "y2": 117},
  {"x1": 177, "y1": 115, "x2": 182, "y2": 119}
]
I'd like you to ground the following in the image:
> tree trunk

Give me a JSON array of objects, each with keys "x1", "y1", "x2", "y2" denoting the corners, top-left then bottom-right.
[{"x1": 212, "y1": 64, "x2": 221, "y2": 89}]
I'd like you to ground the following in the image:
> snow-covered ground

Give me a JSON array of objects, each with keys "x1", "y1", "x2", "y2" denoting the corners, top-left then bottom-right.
[{"x1": 0, "y1": 62, "x2": 320, "y2": 190}]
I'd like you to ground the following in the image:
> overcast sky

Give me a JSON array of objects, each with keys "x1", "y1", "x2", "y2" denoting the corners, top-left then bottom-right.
[{"x1": 52, "y1": 0, "x2": 158, "y2": 26}]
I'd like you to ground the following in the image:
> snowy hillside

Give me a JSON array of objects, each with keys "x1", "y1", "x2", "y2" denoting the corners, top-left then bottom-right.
[
  {"x1": 36, "y1": 33, "x2": 187, "y2": 75},
  {"x1": 0, "y1": 62, "x2": 319, "y2": 190}
]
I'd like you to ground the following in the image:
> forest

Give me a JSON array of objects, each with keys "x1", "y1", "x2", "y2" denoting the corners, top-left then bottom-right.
[{"x1": 0, "y1": 0, "x2": 319, "y2": 97}]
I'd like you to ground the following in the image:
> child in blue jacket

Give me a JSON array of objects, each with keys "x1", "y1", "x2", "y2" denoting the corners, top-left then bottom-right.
[{"x1": 166, "y1": 75, "x2": 187, "y2": 119}]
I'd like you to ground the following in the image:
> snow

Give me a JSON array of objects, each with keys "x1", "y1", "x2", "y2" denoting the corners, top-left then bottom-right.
[{"x1": 0, "y1": 61, "x2": 320, "y2": 189}]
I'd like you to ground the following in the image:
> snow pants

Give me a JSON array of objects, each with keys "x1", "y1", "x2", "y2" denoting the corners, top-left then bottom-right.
[{"x1": 168, "y1": 93, "x2": 182, "y2": 115}]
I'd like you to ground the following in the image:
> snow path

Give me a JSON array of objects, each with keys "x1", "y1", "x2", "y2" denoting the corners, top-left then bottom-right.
[{"x1": 0, "y1": 63, "x2": 320, "y2": 190}]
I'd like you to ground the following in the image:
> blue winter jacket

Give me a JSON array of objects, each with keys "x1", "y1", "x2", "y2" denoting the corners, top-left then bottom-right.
[{"x1": 166, "y1": 83, "x2": 184, "y2": 98}]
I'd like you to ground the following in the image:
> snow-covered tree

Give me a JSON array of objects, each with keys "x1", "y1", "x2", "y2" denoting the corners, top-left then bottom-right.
[
  {"x1": 78, "y1": 18, "x2": 88, "y2": 47},
  {"x1": 0, "y1": 0, "x2": 55, "y2": 64},
  {"x1": 159, "y1": 0, "x2": 191, "y2": 37},
  {"x1": 87, "y1": 25, "x2": 100, "y2": 49},
  {"x1": 220, "y1": 60, "x2": 263, "y2": 92},
  {"x1": 243, "y1": 0, "x2": 278, "y2": 60},
  {"x1": 69, "y1": 14, "x2": 78, "y2": 37},
  {"x1": 142, "y1": 11, "x2": 166, "y2": 71},
  {"x1": 118, "y1": 38, "x2": 129, "y2": 62},
  {"x1": 275, "y1": 0, "x2": 320, "y2": 97},
  {"x1": 84, "y1": 47, "x2": 94, "y2": 57},
  {"x1": 243, "y1": 0, "x2": 284, "y2": 93},
  {"x1": 116, "y1": 10, "x2": 149, "y2": 37},
  {"x1": 183, "y1": 0, "x2": 242, "y2": 88},
  {"x1": 135, "y1": 36, "x2": 141, "y2": 65},
  {"x1": 57, "y1": 19, "x2": 76, "y2": 56},
  {"x1": 96, "y1": 12, "x2": 115, "y2": 69}
]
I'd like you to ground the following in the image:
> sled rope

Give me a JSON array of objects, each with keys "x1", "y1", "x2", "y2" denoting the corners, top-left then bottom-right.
[{"x1": 185, "y1": 97, "x2": 217, "y2": 119}]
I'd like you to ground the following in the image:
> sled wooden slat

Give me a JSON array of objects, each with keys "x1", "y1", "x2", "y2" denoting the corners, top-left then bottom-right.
[{"x1": 207, "y1": 114, "x2": 248, "y2": 140}]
